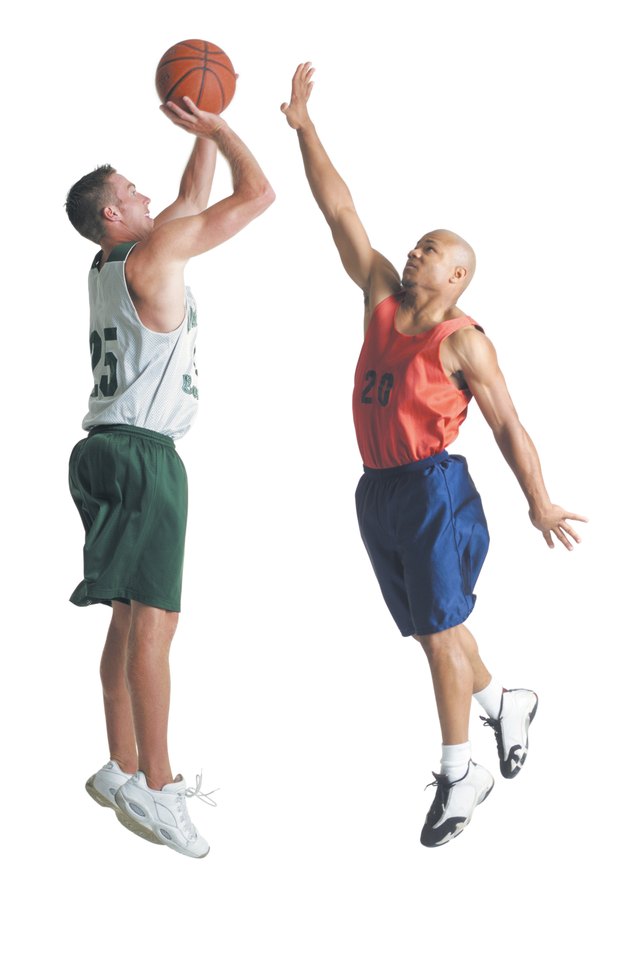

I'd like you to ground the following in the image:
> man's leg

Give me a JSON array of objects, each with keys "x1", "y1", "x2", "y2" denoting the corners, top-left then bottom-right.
[
  {"x1": 100, "y1": 600, "x2": 137, "y2": 774},
  {"x1": 417, "y1": 623, "x2": 495, "y2": 847},
  {"x1": 126, "y1": 600, "x2": 178, "y2": 790},
  {"x1": 417, "y1": 621, "x2": 537, "y2": 784},
  {"x1": 116, "y1": 601, "x2": 211, "y2": 858},
  {"x1": 415, "y1": 623, "x2": 491, "y2": 745}
]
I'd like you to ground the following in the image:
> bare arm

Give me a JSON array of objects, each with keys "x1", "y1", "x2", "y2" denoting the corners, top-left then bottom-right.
[
  {"x1": 125, "y1": 97, "x2": 274, "y2": 332},
  {"x1": 146, "y1": 97, "x2": 275, "y2": 264},
  {"x1": 153, "y1": 135, "x2": 217, "y2": 226},
  {"x1": 282, "y1": 63, "x2": 398, "y2": 304},
  {"x1": 446, "y1": 328, "x2": 587, "y2": 550}
]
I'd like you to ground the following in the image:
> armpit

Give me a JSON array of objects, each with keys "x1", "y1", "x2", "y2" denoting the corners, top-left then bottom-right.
[{"x1": 450, "y1": 369, "x2": 469, "y2": 391}]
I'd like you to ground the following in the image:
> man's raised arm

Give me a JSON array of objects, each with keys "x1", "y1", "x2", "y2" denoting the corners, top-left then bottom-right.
[
  {"x1": 154, "y1": 136, "x2": 218, "y2": 225},
  {"x1": 281, "y1": 63, "x2": 394, "y2": 296},
  {"x1": 147, "y1": 96, "x2": 275, "y2": 265}
]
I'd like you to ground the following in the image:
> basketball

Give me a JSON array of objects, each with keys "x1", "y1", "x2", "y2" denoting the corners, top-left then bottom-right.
[{"x1": 156, "y1": 40, "x2": 236, "y2": 114}]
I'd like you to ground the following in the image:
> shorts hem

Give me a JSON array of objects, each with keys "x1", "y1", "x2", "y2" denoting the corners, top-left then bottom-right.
[
  {"x1": 69, "y1": 584, "x2": 181, "y2": 613},
  {"x1": 401, "y1": 601, "x2": 476, "y2": 638}
]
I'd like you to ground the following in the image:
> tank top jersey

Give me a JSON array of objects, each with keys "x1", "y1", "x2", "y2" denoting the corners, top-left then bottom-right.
[
  {"x1": 82, "y1": 241, "x2": 199, "y2": 440},
  {"x1": 352, "y1": 294, "x2": 483, "y2": 468}
]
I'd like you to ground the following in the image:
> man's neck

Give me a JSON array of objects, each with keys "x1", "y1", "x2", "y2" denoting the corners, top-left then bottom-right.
[{"x1": 398, "y1": 287, "x2": 462, "y2": 329}]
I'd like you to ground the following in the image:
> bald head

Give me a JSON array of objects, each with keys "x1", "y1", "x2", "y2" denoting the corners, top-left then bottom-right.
[
  {"x1": 428, "y1": 229, "x2": 476, "y2": 293},
  {"x1": 402, "y1": 229, "x2": 477, "y2": 303}
]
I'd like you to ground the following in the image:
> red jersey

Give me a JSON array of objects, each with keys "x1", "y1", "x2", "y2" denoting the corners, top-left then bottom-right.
[{"x1": 352, "y1": 294, "x2": 483, "y2": 468}]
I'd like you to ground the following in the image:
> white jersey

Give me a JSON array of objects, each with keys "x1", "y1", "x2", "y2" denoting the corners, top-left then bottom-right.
[{"x1": 82, "y1": 241, "x2": 198, "y2": 440}]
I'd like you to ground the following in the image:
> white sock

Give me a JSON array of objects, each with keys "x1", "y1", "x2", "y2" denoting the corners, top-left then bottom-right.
[
  {"x1": 440, "y1": 742, "x2": 472, "y2": 783},
  {"x1": 474, "y1": 677, "x2": 504, "y2": 719}
]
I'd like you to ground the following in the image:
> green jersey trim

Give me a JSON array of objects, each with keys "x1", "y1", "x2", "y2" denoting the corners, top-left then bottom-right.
[
  {"x1": 90, "y1": 241, "x2": 137, "y2": 271},
  {"x1": 108, "y1": 241, "x2": 137, "y2": 262}
]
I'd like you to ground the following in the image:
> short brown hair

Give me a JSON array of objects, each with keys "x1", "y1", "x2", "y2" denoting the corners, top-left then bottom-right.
[{"x1": 65, "y1": 165, "x2": 116, "y2": 243}]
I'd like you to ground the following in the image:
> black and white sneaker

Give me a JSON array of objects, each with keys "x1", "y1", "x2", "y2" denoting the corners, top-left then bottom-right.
[
  {"x1": 420, "y1": 761, "x2": 494, "y2": 848},
  {"x1": 481, "y1": 688, "x2": 538, "y2": 779}
]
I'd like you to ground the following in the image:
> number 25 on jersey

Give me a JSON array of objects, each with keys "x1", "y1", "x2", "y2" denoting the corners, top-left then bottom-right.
[{"x1": 90, "y1": 327, "x2": 118, "y2": 398}]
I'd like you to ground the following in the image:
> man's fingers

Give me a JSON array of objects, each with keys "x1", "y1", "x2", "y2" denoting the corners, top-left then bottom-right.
[
  {"x1": 561, "y1": 522, "x2": 581, "y2": 544},
  {"x1": 543, "y1": 531, "x2": 554, "y2": 548},
  {"x1": 294, "y1": 62, "x2": 314, "y2": 86},
  {"x1": 180, "y1": 95, "x2": 200, "y2": 114},
  {"x1": 555, "y1": 529, "x2": 573, "y2": 551},
  {"x1": 163, "y1": 99, "x2": 194, "y2": 120}
]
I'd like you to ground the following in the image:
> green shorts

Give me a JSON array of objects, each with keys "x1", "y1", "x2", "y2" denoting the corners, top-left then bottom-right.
[{"x1": 68, "y1": 424, "x2": 188, "y2": 612}]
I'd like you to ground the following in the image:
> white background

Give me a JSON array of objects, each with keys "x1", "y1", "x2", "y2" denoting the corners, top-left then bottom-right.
[{"x1": 3, "y1": 0, "x2": 637, "y2": 956}]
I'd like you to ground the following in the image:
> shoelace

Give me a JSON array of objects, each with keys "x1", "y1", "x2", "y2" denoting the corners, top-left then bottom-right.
[
  {"x1": 174, "y1": 774, "x2": 219, "y2": 844},
  {"x1": 423, "y1": 773, "x2": 450, "y2": 825},
  {"x1": 480, "y1": 715, "x2": 503, "y2": 751},
  {"x1": 424, "y1": 771, "x2": 450, "y2": 794},
  {"x1": 175, "y1": 793, "x2": 197, "y2": 841},
  {"x1": 425, "y1": 772, "x2": 445, "y2": 790},
  {"x1": 480, "y1": 715, "x2": 499, "y2": 730},
  {"x1": 184, "y1": 772, "x2": 219, "y2": 808}
]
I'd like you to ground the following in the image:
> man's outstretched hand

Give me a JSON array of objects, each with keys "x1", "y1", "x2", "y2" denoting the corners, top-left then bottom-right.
[
  {"x1": 529, "y1": 505, "x2": 588, "y2": 550},
  {"x1": 281, "y1": 62, "x2": 315, "y2": 130}
]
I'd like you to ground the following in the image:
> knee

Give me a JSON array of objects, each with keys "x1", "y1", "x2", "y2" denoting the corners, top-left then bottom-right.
[
  {"x1": 130, "y1": 606, "x2": 179, "y2": 646},
  {"x1": 110, "y1": 601, "x2": 132, "y2": 635},
  {"x1": 415, "y1": 627, "x2": 457, "y2": 660}
]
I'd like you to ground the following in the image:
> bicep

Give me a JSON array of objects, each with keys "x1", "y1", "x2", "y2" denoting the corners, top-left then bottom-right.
[
  {"x1": 458, "y1": 335, "x2": 521, "y2": 434},
  {"x1": 152, "y1": 198, "x2": 201, "y2": 228},
  {"x1": 328, "y1": 207, "x2": 377, "y2": 290},
  {"x1": 330, "y1": 208, "x2": 400, "y2": 306},
  {"x1": 150, "y1": 191, "x2": 272, "y2": 263}
]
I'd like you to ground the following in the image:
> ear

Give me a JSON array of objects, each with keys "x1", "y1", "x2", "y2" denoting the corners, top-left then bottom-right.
[
  {"x1": 102, "y1": 204, "x2": 121, "y2": 223},
  {"x1": 450, "y1": 266, "x2": 467, "y2": 285}
]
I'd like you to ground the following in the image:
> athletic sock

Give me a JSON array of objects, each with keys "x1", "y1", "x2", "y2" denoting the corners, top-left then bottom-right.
[
  {"x1": 440, "y1": 742, "x2": 472, "y2": 783},
  {"x1": 474, "y1": 677, "x2": 504, "y2": 720}
]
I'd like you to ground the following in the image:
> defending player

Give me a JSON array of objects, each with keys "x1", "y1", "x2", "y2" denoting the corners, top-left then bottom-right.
[
  {"x1": 66, "y1": 97, "x2": 274, "y2": 858},
  {"x1": 282, "y1": 63, "x2": 585, "y2": 846}
]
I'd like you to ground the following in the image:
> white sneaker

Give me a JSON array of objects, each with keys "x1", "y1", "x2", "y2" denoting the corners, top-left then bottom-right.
[
  {"x1": 115, "y1": 771, "x2": 214, "y2": 859},
  {"x1": 421, "y1": 761, "x2": 494, "y2": 847},
  {"x1": 481, "y1": 688, "x2": 538, "y2": 779},
  {"x1": 86, "y1": 760, "x2": 162, "y2": 845}
]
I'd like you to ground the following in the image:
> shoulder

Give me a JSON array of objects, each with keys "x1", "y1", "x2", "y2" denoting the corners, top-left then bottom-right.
[
  {"x1": 124, "y1": 228, "x2": 185, "y2": 291},
  {"x1": 364, "y1": 252, "x2": 402, "y2": 328},
  {"x1": 444, "y1": 323, "x2": 498, "y2": 371}
]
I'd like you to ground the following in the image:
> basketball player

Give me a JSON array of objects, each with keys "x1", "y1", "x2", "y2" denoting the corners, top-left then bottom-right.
[
  {"x1": 282, "y1": 63, "x2": 586, "y2": 846},
  {"x1": 66, "y1": 97, "x2": 274, "y2": 858}
]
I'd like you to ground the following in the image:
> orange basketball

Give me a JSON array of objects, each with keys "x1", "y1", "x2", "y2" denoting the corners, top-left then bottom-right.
[{"x1": 156, "y1": 39, "x2": 236, "y2": 114}]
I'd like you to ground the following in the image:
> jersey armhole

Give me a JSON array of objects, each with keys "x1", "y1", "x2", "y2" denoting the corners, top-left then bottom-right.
[{"x1": 437, "y1": 320, "x2": 485, "y2": 395}]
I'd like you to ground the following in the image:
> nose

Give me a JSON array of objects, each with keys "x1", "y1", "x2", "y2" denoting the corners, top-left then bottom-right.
[{"x1": 407, "y1": 247, "x2": 420, "y2": 260}]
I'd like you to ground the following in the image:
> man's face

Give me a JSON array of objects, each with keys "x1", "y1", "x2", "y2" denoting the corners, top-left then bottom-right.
[
  {"x1": 401, "y1": 233, "x2": 454, "y2": 291},
  {"x1": 107, "y1": 173, "x2": 154, "y2": 238}
]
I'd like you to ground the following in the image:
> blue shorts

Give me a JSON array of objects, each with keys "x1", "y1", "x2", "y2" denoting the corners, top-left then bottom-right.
[{"x1": 355, "y1": 451, "x2": 489, "y2": 637}]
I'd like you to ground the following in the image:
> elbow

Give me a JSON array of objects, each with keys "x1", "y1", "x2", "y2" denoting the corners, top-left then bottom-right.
[
  {"x1": 492, "y1": 417, "x2": 525, "y2": 451},
  {"x1": 236, "y1": 180, "x2": 275, "y2": 217},
  {"x1": 255, "y1": 181, "x2": 276, "y2": 212}
]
